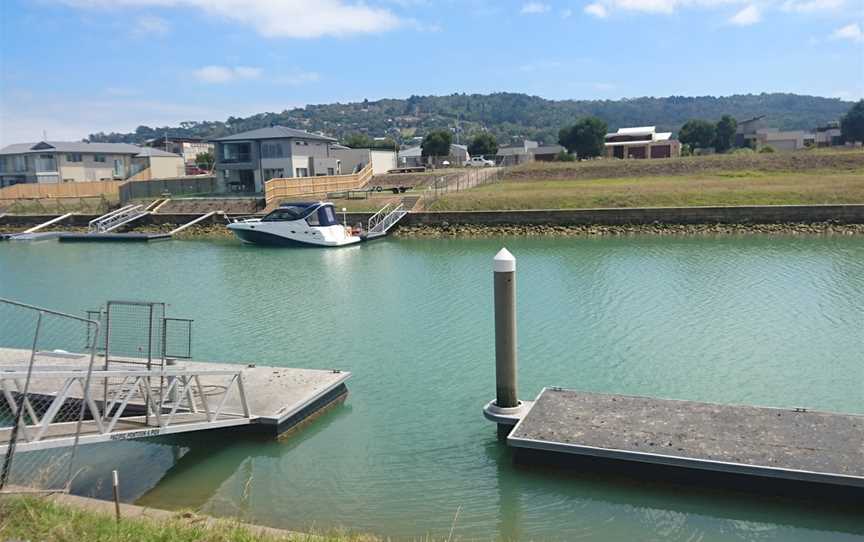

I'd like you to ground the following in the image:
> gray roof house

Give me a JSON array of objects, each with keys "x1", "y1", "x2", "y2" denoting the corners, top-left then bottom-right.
[
  {"x1": 212, "y1": 126, "x2": 342, "y2": 193},
  {"x1": 0, "y1": 141, "x2": 184, "y2": 187}
]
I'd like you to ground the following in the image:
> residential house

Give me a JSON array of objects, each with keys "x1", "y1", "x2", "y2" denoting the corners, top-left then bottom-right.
[
  {"x1": 754, "y1": 129, "x2": 815, "y2": 151},
  {"x1": 212, "y1": 126, "x2": 342, "y2": 193},
  {"x1": 145, "y1": 136, "x2": 214, "y2": 165},
  {"x1": 604, "y1": 127, "x2": 680, "y2": 159},
  {"x1": 497, "y1": 140, "x2": 565, "y2": 165},
  {"x1": 331, "y1": 145, "x2": 397, "y2": 175},
  {"x1": 0, "y1": 141, "x2": 184, "y2": 188},
  {"x1": 398, "y1": 144, "x2": 470, "y2": 168},
  {"x1": 815, "y1": 122, "x2": 842, "y2": 147},
  {"x1": 735, "y1": 115, "x2": 767, "y2": 148}
]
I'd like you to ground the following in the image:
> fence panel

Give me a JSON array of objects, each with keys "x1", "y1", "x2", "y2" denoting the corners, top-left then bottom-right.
[
  {"x1": 264, "y1": 164, "x2": 372, "y2": 208},
  {"x1": 0, "y1": 181, "x2": 123, "y2": 201},
  {"x1": 0, "y1": 298, "x2": 100, "y2": 494}
]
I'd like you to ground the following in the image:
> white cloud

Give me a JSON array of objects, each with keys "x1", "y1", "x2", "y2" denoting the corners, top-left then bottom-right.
[
  {"x1": 584, "y1": 2, "x2": 609, "y2": 17},
  {"x1": 583, "y1": 0, "x2": 742, "y2": 17},
  {"x1": 832, "y1": 22, "x2": 863, "y2": 42},
  {"x1": 273, "y1": 71, "x2": 322, "y2": 86},
  {"x1": 57, "y1": 0, "x2": 401, "y2": 38},
  {"x1": 520, "y1": 2, "x2": 551, "y2": 14},
  {"x1": 781, "y1": 0, "x2": 844, "y2": 12},
  {"x1": 193, "y1": 65, "x2": 262, "y2": 84},
  {"x1": 133, "y1": 14, "x2": 170, "y2": 36},
  {"x1": 729, "y1": 4, "x2": 760, "y2": 25}
]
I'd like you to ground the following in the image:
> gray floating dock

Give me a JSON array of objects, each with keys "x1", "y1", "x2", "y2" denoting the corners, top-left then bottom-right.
[
  {"x1": 507, "y1": 387, "x2": 864, "y2": 488},
  {"x1": 58, "y1": 232, "x2": 172, "y2": 242}
]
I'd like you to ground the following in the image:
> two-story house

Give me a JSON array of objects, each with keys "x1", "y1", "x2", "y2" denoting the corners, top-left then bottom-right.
[
  {"x1": 0, "y1": 141, "x2": 183, "y2": 187},
  {"x1": 213, "y1": 126, "x2": 342, "y2": 193}
]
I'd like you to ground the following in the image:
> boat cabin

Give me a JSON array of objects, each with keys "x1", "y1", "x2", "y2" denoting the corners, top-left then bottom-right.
[{"x1": 263, "y1": 202, "x2": 340, "y2": 227}]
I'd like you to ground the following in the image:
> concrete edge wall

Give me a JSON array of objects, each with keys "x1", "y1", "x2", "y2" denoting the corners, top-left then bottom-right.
[{"x1": 2, "y1": 205, "x2": 864, "y2": 228}]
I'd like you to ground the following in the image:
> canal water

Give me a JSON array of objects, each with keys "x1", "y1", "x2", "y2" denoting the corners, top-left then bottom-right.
[{"x1": 1, "y1": 236, "x2": 862, "y2": 541}]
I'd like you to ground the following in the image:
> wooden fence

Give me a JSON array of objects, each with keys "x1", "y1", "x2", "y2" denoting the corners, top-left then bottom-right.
[
  {"x1": 0, "y1": 180, "x2": 124, "y2": 201},
  {"x1": 264, "y1": 164, "x2": 373, "y2": 208}
]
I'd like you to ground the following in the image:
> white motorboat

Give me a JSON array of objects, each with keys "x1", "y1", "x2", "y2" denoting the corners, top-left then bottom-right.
[{"x1": 227, "y1": 201, "x2": 407, "y2": 247}]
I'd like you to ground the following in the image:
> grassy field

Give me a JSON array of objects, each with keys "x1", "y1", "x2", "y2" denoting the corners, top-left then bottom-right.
[
  {"x1": 428, "y1": 150, "x2": 864, "y2": 211},
  {"x1": 0, "y1": 496, "x2": 378, "y2": 542}
]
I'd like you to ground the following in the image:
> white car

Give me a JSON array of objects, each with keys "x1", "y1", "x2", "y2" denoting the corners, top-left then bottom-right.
[{"x1": 466, "y1": 156, "x2": 495, "y2": 167}]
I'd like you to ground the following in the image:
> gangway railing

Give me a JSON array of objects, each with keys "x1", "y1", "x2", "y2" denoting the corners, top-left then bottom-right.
[
  {"x1": 0, "y1": 365, "x2": 252, "y2": 453},
  {"x1": 366, "y1": 203, "x2": 407, "y2": 238},
  {"x1": 88, "y1": 204, "x2": 148, "y2": 233}
]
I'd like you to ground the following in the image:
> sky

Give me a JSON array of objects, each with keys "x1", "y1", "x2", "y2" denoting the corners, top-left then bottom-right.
[{"x1": 0, "y1": 0, "x2": 862, "y2": 146}]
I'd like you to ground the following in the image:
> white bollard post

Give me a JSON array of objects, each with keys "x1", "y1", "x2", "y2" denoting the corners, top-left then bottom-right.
[{"x1": 494, "y1": 248, "x2": 519, "y2": 438}]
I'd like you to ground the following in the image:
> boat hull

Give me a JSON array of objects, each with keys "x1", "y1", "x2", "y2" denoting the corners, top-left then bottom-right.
[{"x1": 228, "y1": 221, "x2": 361, "y2": 247}]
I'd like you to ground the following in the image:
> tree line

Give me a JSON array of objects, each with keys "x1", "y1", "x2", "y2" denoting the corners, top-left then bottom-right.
[{"x1": 408, "y1": 100, "x2": 864, "y2": 160}]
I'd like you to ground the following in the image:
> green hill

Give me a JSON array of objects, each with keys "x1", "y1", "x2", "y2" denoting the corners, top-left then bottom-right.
[{"x1": 88, "y1": 92, "x2": 852, "y2": 147}]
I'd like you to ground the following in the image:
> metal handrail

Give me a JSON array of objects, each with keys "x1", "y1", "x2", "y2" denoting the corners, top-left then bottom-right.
[
  {"x1": 87, "y1": 205, "x2": 136, "y2": 231},
  {"x1": 89, "y1": 205, "x2": 146, "y2": 233},
  {"x1": 369, "y1": 204, "x2": 406, "y2": 234},
  {"x1": 367, "y1": 202, "x2": 394, "y2": 232}
]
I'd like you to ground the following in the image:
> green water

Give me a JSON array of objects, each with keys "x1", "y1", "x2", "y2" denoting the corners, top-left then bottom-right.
[{"x1": 1, "y1": 236, "x2": 863, "y2": 541}]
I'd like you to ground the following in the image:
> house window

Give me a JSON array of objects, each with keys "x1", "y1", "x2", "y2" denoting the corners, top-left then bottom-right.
[
  {"x1": 295, "y1": 141, "x2": 308, "y2": 146},
  {"x1": 261, "y1": 142, "x2": 283, "y2": 158},
  {"x1": 327, "y1": 167, "x2": 335, "y2": 175},
  {"x1": 295, "y1": 167, "x2": 309, "y2": 177},
  {"x1": 13, "y1": 156, "x2": 27, "y2": 171},
  {"x1": 93, "y1": 155, "x2": 106, "y2": 163},
  {"x1": 0, "y1": 158, "x2": 6, "y2": 172},
  {"x1": 66, "y1": 153, "x2": 82, "y2": 162},
  {"x1": 263, "y1": 168, "x2": 285, "y2": 180}
]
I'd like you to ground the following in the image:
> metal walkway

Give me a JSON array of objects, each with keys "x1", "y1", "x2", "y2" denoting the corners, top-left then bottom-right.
[
  {"x1": 89, "y1": 204, "x2": 150, "y2": 233},
  {"x1": 0, "y1": 365, "x2": 253, "y2": 453},
  {"x1": 364, "y1": 202, "x2": 408, "y2": 240}
]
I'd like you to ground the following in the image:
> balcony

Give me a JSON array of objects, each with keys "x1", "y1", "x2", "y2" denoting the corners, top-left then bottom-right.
[{"x1": 219, "y1": 143, "x2": 252, "y2": 165}]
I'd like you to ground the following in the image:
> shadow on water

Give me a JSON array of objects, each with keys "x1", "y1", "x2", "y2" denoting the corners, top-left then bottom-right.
[
  {"x1": 484, "y1": 438, "x2": 864, "y2": 540},
  {"x1": 67, "y1": 399, "x2": 352, "y2": 511}
]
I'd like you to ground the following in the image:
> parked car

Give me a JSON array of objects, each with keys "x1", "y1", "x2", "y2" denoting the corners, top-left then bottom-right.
[{"x1": 466, "y1": 156, "x2": 495, "y2": 167}]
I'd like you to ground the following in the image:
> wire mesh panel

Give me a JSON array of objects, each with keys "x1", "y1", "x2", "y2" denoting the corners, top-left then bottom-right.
[
  {"x1": 0, "y1": 298, "x2": 100, "y2": 493},
  {"x1": 163, "y1": 318, "x2": 193, "y2": 360},
  {"x1": 105, "y1": 301, "x2": 165, "y2": 368}
]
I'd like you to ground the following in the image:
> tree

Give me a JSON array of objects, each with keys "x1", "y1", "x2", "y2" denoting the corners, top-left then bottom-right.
[
  {"x1": 343, "y1": 133, "x2": 374, "y2": 148},
  {"x1": 195, "y1": 151, "x2": 214, "y2": 170},
  {"x1": 840, "y1": 100, "x2": 864, "y2": 144},
  {"x1": 678, "y1": 119, "x2": 716, "y2": 150},
  {"x1": 714, "y1": 115, "x2": 737, "y2": 152},
  {"x1": 421, "y1": 130, "x2": 452, "y2": 158},
  {"x1": 558, "y1": 117, "x2": 607, "y2": 159},
  {"x1": 468, "y1": 133, "x2": 498, "y2": 157}
]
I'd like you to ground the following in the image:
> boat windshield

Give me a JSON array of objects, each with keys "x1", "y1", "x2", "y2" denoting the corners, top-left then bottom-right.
[{"x1": 262, "y1": 205, "x2": 314, "y2": 221}]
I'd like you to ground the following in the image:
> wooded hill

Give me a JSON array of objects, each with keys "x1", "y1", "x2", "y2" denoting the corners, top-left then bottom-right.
[{"x1": 89, "y1": 92, "x2": 852, "y2": 147}]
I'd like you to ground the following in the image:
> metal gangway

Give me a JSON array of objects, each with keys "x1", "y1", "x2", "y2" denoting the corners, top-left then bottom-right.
[
  {"x1": 0, "y1": 361, "x2": 253, "y2": 454},
  {"x1": 364, "y1": 202, "x2": 408, "y2": 239},
  {"x1": 0, "y1": 298, "x2": 252, "y2": 492},
  {"x1": 88, "y1": 204, "x2": 149, "y2": 233}
]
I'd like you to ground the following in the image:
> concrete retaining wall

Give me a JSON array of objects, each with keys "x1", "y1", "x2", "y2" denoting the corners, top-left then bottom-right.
[{"x1": 403, "y1": 205, "x2": 864, "y2": 226}]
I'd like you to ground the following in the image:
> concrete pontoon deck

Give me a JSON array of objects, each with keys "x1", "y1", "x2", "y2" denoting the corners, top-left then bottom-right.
[
  {"x1": 58, "y1": 232, "x2": 172, "y2": 242},
  {"x1": 0, "y1": 347, "x2": 350, "y2": 451},
  {"x1": 507, "y1": 387, "x2": 864, "y2": 488}
]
